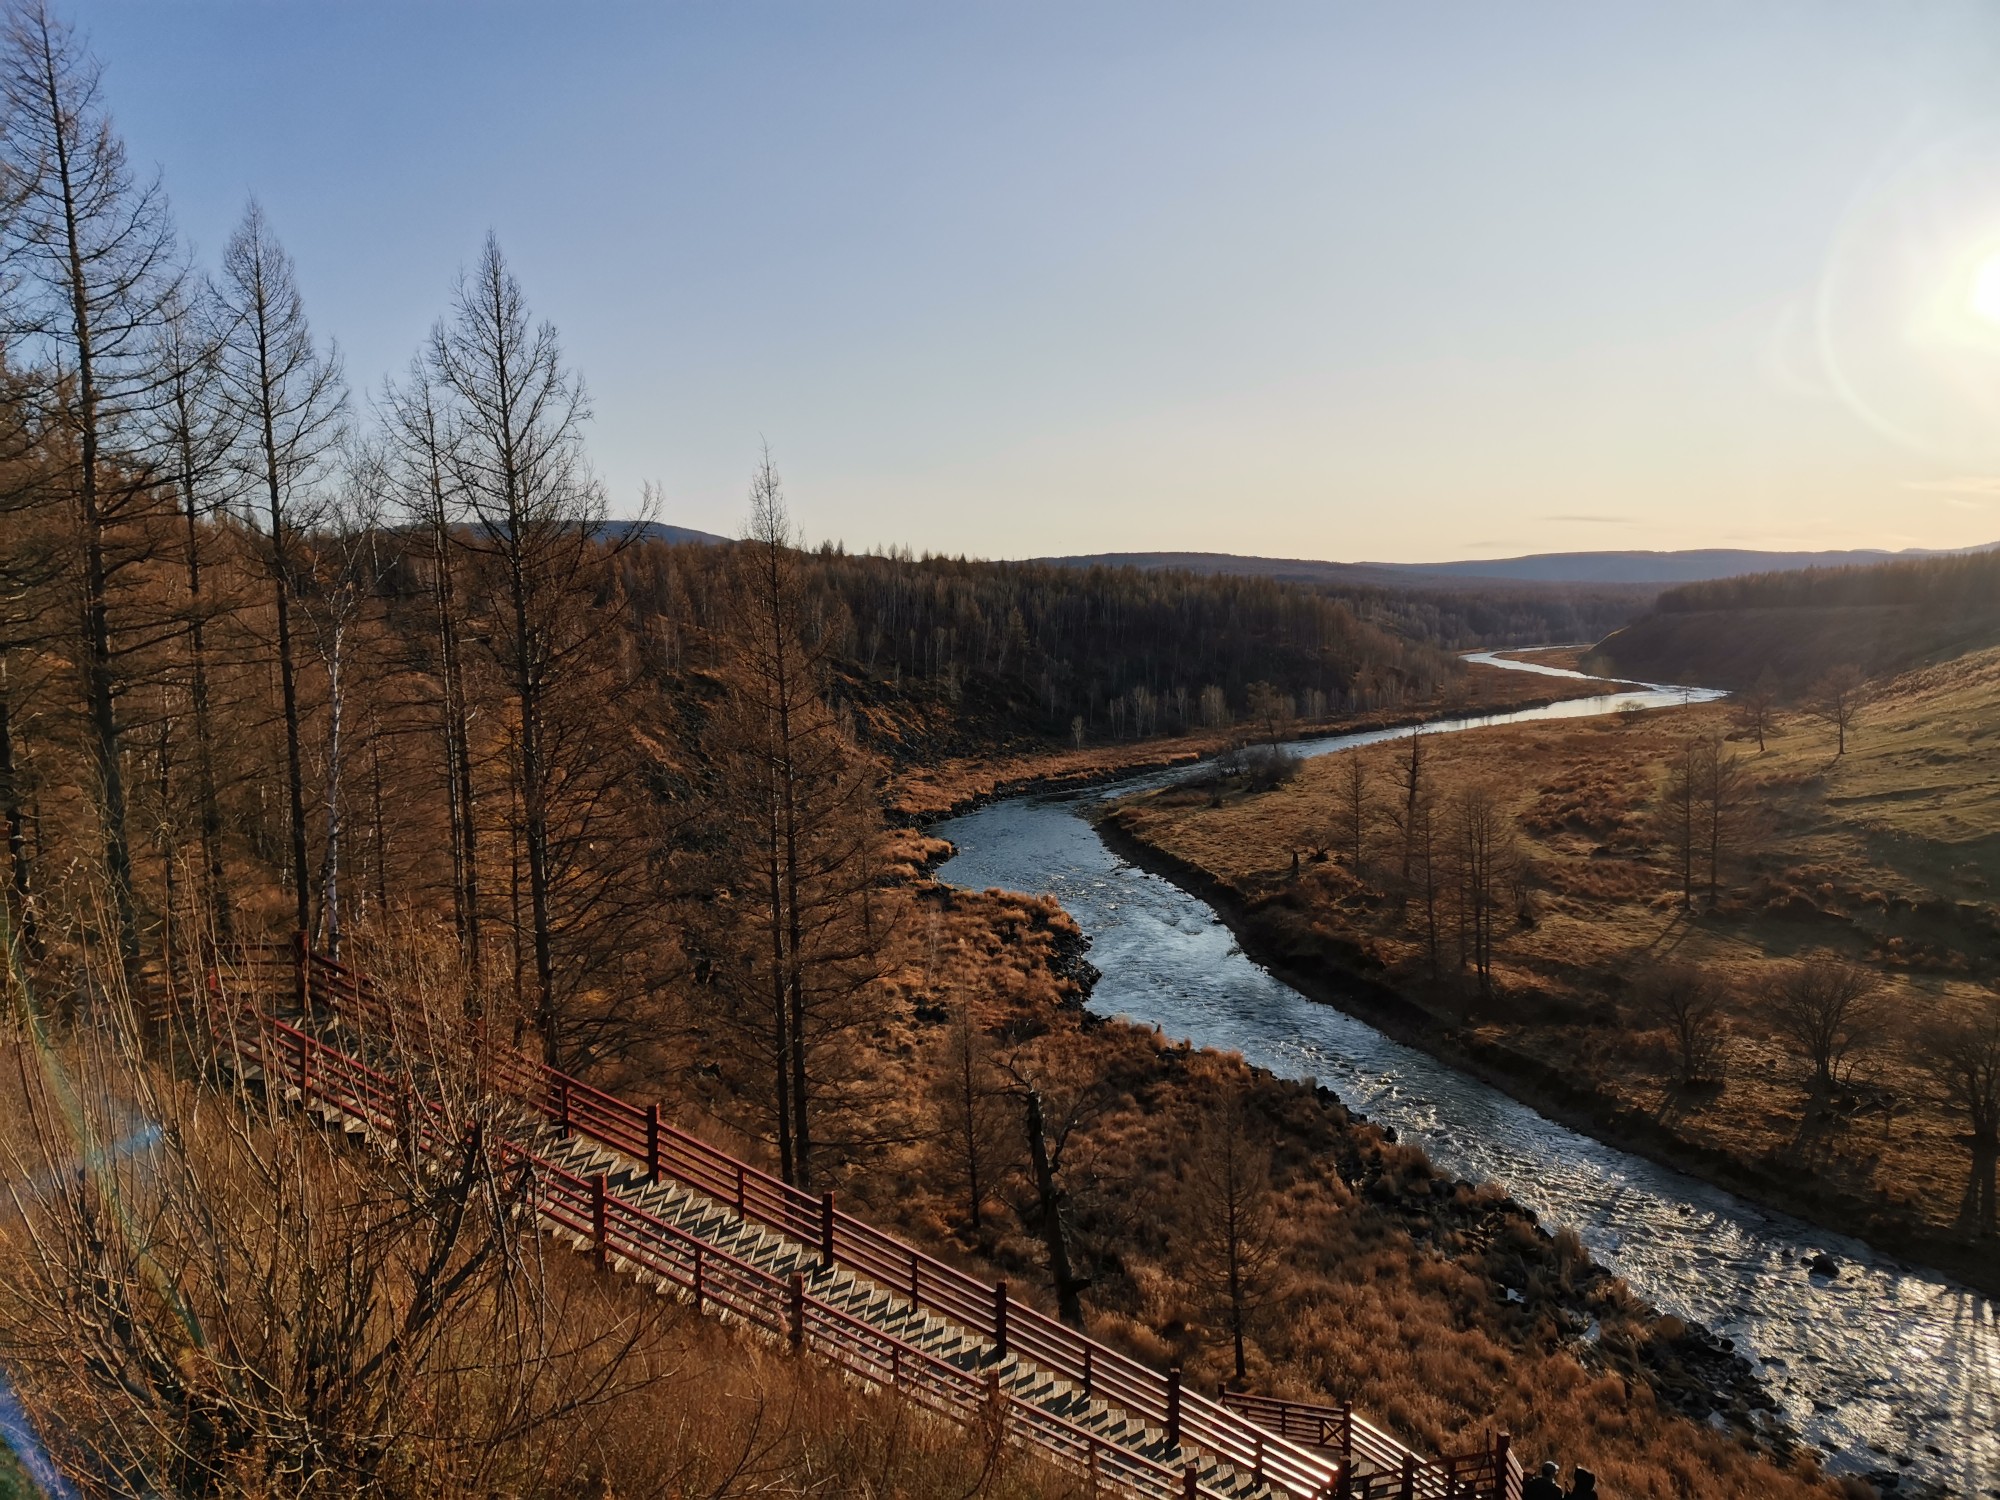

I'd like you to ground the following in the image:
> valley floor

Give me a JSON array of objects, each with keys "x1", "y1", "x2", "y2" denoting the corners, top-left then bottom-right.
[{"x1": 1098, "y1": 647, "x2": 2000, "y2": 1298}]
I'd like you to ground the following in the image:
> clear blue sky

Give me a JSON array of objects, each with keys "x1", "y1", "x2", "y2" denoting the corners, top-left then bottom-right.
[{"x1": 67, "y1": 1, "x2": 2000, "y2": 560}]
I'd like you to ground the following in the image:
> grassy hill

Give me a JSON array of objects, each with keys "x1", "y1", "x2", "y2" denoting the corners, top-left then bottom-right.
[{"x1": 1586, "y1": 550, "x2": 2000, "y2": 688}]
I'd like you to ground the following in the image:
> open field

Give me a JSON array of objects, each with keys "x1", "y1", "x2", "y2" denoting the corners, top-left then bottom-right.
[{"x1": 1101, "y1": 647, "x2": 2000, "y2": 1291}]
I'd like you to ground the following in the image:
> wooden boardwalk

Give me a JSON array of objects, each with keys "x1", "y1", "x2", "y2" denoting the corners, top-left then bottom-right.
[{"x1": 194, "y1": 941, "x2": 1523, "y2": 1500}]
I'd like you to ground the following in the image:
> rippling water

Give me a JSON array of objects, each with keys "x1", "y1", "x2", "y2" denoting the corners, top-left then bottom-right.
[{"x1": 934, "y1": 667, "x2": 1998, "y2": 1495}]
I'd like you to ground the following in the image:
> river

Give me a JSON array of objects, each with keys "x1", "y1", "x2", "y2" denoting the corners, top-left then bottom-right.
[{"x1": 932, "y1": 656, "x2": 1997, "y2": 1496}]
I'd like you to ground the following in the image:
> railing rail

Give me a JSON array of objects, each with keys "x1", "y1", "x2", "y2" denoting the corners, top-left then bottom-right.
[
  {"x1": 197, "y1": 994, "x2": 1244, "y2": 1500},
  {"x1": 207, "y1": 940, "x2": 1517, "y2": 1500},
  {"x1": 1217, "y1": 1393, "x2": 1523, "y2": 1500}
]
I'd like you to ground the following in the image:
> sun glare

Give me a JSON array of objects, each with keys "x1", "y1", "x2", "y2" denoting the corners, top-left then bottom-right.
[{"x1": 1970, "y1": 251, "x2": 2000, "y2": 326}]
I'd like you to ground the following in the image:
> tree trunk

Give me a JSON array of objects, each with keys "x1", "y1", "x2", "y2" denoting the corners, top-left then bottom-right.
[
  {"x1": 0, "y1": 676, "x2": 42, "y2": 958},
  {"x1": 1022, "y1": 1088, "x2": 1085, "y2": 1327},
  {"x1": 180, "y1": 486, "x2": 231, "y2": 942}
]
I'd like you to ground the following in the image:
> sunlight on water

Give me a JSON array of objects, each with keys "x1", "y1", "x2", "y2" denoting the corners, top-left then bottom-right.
[{"x1": 935, "y1": 681, "x2": 1997, "y2": 1495}]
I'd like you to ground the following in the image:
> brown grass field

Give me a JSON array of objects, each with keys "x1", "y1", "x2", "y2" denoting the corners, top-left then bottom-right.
[{"x1": 1100, "y1": 646, "x2": 2000, "y2": 1295}]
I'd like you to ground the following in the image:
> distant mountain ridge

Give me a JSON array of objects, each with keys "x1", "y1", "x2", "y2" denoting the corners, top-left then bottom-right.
[
  {"x1": 606, "y1": 519, "x2": 732, "y2": 547},
  {"x1": 1037, "y1": 542, "x2": 2000, "y2": 588}
]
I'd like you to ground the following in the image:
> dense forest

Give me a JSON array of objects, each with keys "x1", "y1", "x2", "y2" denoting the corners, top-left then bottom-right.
[{"x1": 1591, "y1": 549, "x2": 2000, "y2": 688}]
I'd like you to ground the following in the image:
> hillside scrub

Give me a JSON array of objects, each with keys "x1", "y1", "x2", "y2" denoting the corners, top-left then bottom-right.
[{"x1": 1100, "y1": 647, "x2": 2000, "y2": 1287}]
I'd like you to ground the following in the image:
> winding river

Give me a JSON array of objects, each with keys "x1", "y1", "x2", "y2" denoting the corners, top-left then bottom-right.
[{"x1": 933, "y1": 656, "x2": 1997, "y2": 1496}]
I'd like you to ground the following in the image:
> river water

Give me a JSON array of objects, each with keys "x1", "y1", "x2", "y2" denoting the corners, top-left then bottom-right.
[{"x1": 933, "y1": 657, "x2": 1997, "y2": 1496}]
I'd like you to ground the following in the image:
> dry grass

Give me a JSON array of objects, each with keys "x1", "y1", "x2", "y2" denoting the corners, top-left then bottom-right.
[
  {"x1": 0, "y1": 1029, "x2": 1078, "y2": 1500},
  {"x1": 891, "y1": 659, "x2": 1610, "y2": 821},
  {"x1": 647, "y1": 883, "x2": 1836, "y2": 1500},
  {"x1": 1105, "y1": 647, "x2": 2000, "y2": 1265}
]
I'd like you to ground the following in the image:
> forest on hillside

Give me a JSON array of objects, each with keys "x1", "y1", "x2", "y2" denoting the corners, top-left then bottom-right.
[
  {"x1": 1653, "y1": 548, "x2": 2000, "y2": 615},
  {"x1": 1591, "y1": 549, "x2": 2000, "y2": 689},
  {"x1": 0, "y1": 0, "x2": 1488, "y2": 1241}
]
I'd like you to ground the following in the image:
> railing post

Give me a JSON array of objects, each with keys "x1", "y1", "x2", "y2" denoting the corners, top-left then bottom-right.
[
  {"x1": 591, "y1": 1172, "x2": 609, "y2": 1270},
  {"x1": 1335, "y1": 1459, "x2": 1352, "y2": 1500},
  {"x1": 992, "y1": 1279, "x2": 1008, "y2": 1357},
  {"x1": 788, "y1": 1271, "x2": 805, "y2": 1352},
  {"x1": 909, "y1": 1252, "x2": 920, "y2": 1305},
  {"x1": 692, "y1": 1245, "x2": 704, "y2": 1311},
  {"x1": 735, "y1": 1162, "x2": 747, "y2": 1212},
  {"x1": 1088, "y1": 1442, "x2": 1100, "y2": 1496},
  {"x1": 1166, "y1": 1365, "x2": 1182, "y2": 1448},
  {"x1": 1493, "y1": 1432, "x2": 1512, "y2": 1500},
  {"x1": 557, "y1": 1077, "x2": 572, "y2": 1138},
  {"x1": 1253, "y1": 1432, "x2": 1265, "y2": 1485},
  {"x1": 1341, "y1": 1400, "x2": 1354, "y2": 1458},
  {"x1": 1182, "y1": 1461, "x2": 1198, "y2": 1499},
  {"x1": 1082, "y1": 1343, "x2": 1092, "y2": 1398},
  {"x1": 293, "y1": 929, "x2": 310, "y2": 1016},
  {"x1": 985, "y1": 1367, "x2": 1004, "y2": 1425},
  {"x1": 298, "y1": 1034, "x2": 311, "y2": 1097},
  {"x1": 820, "y1": 1190, "x2": 835, "y2": 1266},
  {"x1": 646, "y1": 1103, "x2": 661, "y2": 1182},
  {"x1": 1399, "y1": 1452, "x2": 1417, "y2": 1500}
]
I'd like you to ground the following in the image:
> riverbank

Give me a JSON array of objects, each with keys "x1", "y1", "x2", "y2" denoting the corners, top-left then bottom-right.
[
  {"x1": 1096, "y1": 736, "x2": 2000, "y2": 1304},
  {"x1": 794, "y1": 883, "x2": 1824, "y2": 1500},
  {"x1": 891, "y1": 661, "x2": 1611, "y2": 823}
]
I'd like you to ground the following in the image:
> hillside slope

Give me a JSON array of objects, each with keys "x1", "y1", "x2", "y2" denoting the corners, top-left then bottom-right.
[{"x1": 1586, "y1": 550, "x2": 2000, "y2": 688}]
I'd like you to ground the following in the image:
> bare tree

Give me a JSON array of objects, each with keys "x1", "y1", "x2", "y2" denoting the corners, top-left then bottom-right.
[
  {"x1": 383, "y1": 357, "x2": 484, "y2": 1007},
  {"x1": 1682, "y1": 733, "x2": 1751, "y2": 910},
  {"x1": 218, "y1": 199, "x2": 348, "y2": 944},
  {"x1": 1636, "y1": 960, "x2": 1730, "y2": 1086},
  {"x1": 1, "y1": 0, "x2": 183, "y2": 964},
  {"x1": 1765, "y1": 955, "x2": 1882, "y2": 1092},
  {"x1": 1336, "y1": 750, "x2": 1369, "y2": 873},
  {"x1": 1390, "y1": 727, "x2": 1425, "y2": 892},
  {"x1": 1658, "y1": 735, "x2": 1703, "y2": 910},
  {"x1": 698, "y1": 453, "x2": 887, "y2": 1187},
  {"x1": 996, "y1": 1049, "x2": 1103, "y2": 1327},
  {"x1": 307, "y1": 446, "x2": 386, "y2": 959},
  {"x1": 1245, "y1": 681, "x2": 1292, "y2": 746},
  {"x1": 1185, "y1": 1093, "x2": 1278, "y2": 1384},
  {"x1": 151, "y1": 279, "x2": 242, "y2": 940},
  {"x1": 0, "y1": 939, "x2": 671, "y2": 1498},
  {"x1": 1919, "y1": 1004, "x2": 2000, "y2": 1237},
  {"x1": 1807, "y1": 664, "x2": 1868, "y2": 757},
  {"x1": 931, "y1": 996, "x2": 1009, "y2": 1232},
  {"x1": 1445, "y1": 780, "x2": 1516, "y2": 998},
  {"x1": 1731, "y1": 669, "x2": 1780, "y2": 753},
  {"x1": 428, "y1": 235, "x2": 652, "y2": 1065}
]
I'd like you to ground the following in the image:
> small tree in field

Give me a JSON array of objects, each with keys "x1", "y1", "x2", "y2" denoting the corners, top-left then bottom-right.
[
  {"x1": 1920, "y1": 1004, "x2": 2000, "y2": 1237},
  {"x1": 1186, "y1": 1093, "x2": 1279, "y2": 1385},
  {"x1": 932, "y1": 998, "x2": 1010, "y2": 1233},
  {"x1": 1766, "y1": 955, "x2": 1881, "y2": 1091},
  {"x1": 1807, "y1": 664, "x2": 1868, "y2": 756},
  {"x1": 1637, "y1": 961, "x2": 1730, "y2": 1086},
  {"x1": 1731, "y1": 669, "x2": 1781, "y2": 752},
  {"x1": 1336, "y1": 751, "x2": 1369, "y2": 873}
]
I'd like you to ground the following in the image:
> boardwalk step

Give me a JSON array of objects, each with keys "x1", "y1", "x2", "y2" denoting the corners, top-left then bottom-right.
[{"x1": 240, "y1": 1046, "x2": 1291, "y2": 1500}]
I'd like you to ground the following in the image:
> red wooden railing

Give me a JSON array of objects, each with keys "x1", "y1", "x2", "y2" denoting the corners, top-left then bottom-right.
[
  {"x1": 1218, "y1": 1394, "x2": 1524, "y2": 1500},
  {"x1": 204, "y1": 942, "x2": 1520, "y2": 1500}
]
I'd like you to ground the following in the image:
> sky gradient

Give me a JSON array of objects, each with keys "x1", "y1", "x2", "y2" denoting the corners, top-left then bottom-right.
[{"x1": 66, "y1": 1, "x2": 2000, "y2": 561}]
